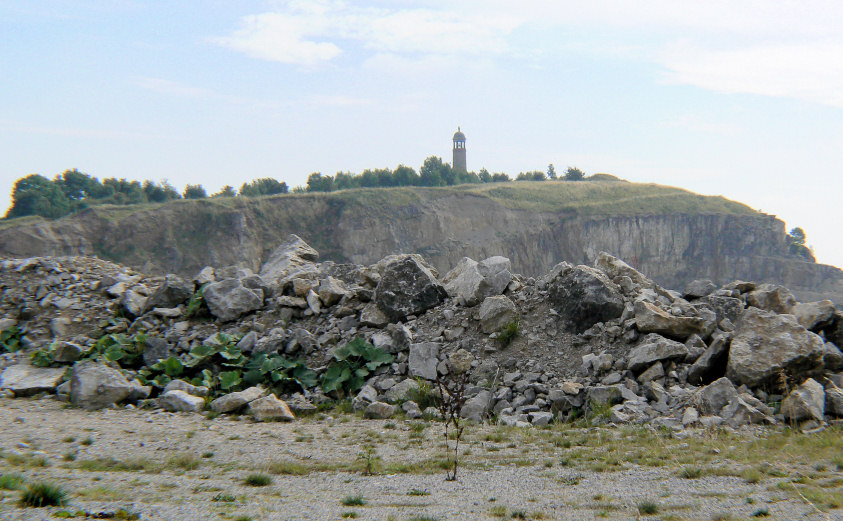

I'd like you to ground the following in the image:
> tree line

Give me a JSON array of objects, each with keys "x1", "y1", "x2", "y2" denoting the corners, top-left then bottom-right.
[{"x1": 3, "y1": 160, "x2": 587, "y2": 220}]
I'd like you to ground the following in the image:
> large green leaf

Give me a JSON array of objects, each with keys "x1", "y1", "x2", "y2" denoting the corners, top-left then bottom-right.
[
  {"x1": 104, "y1": 345, "x2": 126, "y2": 362},
  {"x1": 162, "y1": 356, "x2": 184, "y2": 377},
  {"x1": 189, "y1": 344, "x2": 219, "y2": 359},
  {"x1": 219, "y1": 370, "x2": 242, "y2": 391},
  {"x1": 243, "y1": 369, "x2": 263, "y2": 386}
]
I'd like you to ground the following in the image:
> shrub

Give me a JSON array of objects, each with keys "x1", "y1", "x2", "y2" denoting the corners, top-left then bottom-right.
[
  {"x1": 498, "y1": 320, "x2": 519, "y2": 347},
  {"x1": 341, "y1": 494, "x2": 366, "y2": 506},
  {"x1": 637, "y1": 500, "x2": 658, "y2": 515},
  {"x1": 19, "y1": 482, "x2": 67, "y2": 507},
  {"x1": 680, "y1": 466, "x2": 703, "y2": 479},
  {"x1": 244, "y1": 473, "x2": 272, "y2": 487}
]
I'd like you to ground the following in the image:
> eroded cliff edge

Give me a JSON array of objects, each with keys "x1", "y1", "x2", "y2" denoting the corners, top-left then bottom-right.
[{"x1": 1, "y1": 182, "x2": 840, "y2": 304}]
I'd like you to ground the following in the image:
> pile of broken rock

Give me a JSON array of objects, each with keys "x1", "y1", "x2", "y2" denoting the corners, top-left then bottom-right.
[{"x1": 1, "y1": 235, "x2": 841, "y2": 432}]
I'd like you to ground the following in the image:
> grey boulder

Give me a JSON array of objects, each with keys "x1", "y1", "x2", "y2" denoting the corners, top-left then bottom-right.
[
  {"x1": 627, "y1": 334, "x2": 688, "y2": 373},
  {"x1": 70, "y1": 360, "x2": 134, "y2": 410},
  {"x1": 781, "y1": 378, "x2": 825, "y2": 422},
  {"x1": 374, "y1": 256, "x2": 447, "y2": 321},
  {"x1": 549, "y1": 265, "x2": 624, "y2": 333},
  {"x1": 203, "y1": 278, "x2": 264, "y2": 322},
  {"x1": 745, "y1": 284, "x2": 797, "y2": 314},
  {"x1": 210, "y1": 386, "x2": 266, "y2": 413},
  {"x1": 145, "y1": 274, "x2": 194, "y2": 310},
  {"x1": 477, "y1": 295, "x2": 518, "y2": 334},
  {"x1": 0, "y1": 363, "x2": 66, "y2": 397},
  {"x1": 159, "y1": 390, "x2": 205, "y2": 413},
  {"x1": 249, "y1": 394, "x2": 296, "y2": 422},
  {"x1": 442, "y1": 256, "x2": 512, "y2": 306},
  {"x1": 726, "y1": 308, "x2": 825, "y2": 387},
  {"x1": 633, "y1": 300, "x2": 711, "y2": 341},
  {"x1": 259, "y1": 234, "x2": 319, "y2": 291},
  {"x1": 408, "y1": 342, "x2": 440, "y2": 381}
]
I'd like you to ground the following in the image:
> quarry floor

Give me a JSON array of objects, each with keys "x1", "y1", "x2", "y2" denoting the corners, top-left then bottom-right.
[{"x1": 0, "y1": 398, "x2": 840, "y2": 521}]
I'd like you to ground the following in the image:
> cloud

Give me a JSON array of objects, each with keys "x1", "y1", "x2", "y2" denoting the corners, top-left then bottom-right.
[
  {"x1": 214, "y1": 1, "x2": 519, "y2": 65},
  {"x1": 658, "y1": 43, "x2": 843, "y2": 108},
  {"x1": 133, "y1": 77, "x2": 216, "y2": 98}
]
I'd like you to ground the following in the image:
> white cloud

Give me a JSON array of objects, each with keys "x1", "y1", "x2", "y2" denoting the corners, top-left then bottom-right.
[
  {"x1": 658, "y1": 43, "x2": 843, "y2": 108},
  {"x1": 214, "y1": 2, "x2": 519, "y2": 65}
]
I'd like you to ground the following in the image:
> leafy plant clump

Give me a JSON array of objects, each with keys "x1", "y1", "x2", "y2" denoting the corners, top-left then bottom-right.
[
  {"x1": 341, "y1": 494, "x2": 367, "y2": 506},
  {"x1": 0, "y1": 326, "x2": 24, "y2": 353},
  {"x1": 136, "y1": 333, "x2": 317, "y2": 397},
  {"x1": 19, "y1": 482, "x2": 68, "y2": 507},
  {"x1": 321, "y1": 337, "x2": 394, "y2": 397}
]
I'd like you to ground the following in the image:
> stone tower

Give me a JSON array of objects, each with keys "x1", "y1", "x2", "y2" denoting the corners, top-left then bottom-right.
[{"x1": 452, "y1": 127, "x2": 466, "y2": 174}]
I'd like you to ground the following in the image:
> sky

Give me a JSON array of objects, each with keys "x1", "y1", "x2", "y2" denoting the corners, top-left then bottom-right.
[{"x1": 1, "y1": 1, "x2": 842, "y2": 268}]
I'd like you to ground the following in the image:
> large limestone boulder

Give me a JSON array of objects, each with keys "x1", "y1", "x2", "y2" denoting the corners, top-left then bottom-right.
[
  {"x1": 477, "y1": 295, "x2": 518, "y2": 334},
  {"x1": 594, "y1": 252, "x2": 654, "y2": 289},
  {"x1": 683, "y1": 279, "x2": 717, "y2": 299},
  {"x1": 633, "y1": 300, "x2": 711, "y2": 341},
  {"x1": 210, "y1": 386, "x2": 266, "y2": 413},
  {"x1": 70, "y1": 360, "x2": 134, "y2": 410},
  {"x1": 317, "y1": 277, "x2": 349, "y2": 307},
  {"x1": 442, "y1": 256, "x2": 512, "y2": 306},
  {"x1": 408, "y1": 342, "x2": 440, "y2": 380},
  {"x1": 699, "y1": 295, "x2": 744, "y2": 325},
  {"x1": 548, "y1": 265, "x2": 624, "y2": 333},
  {"x1": 145, "y1": 274, "x2": 194, "y2": 310},
  {"x1": 364, "y1": 401, "x2": 395, "y2": 419},
  {"x1": 826, "y1": 385, "x2": 843, "y2": 417},
  {"x1": 781, "y1": 378, "x2": 825, "y2": 422},
  {"x1": 249, "y1": 394, "x2": 296, "y2": 422},
  {"x1": 694, "y1": 377, "x2": 738, "y2": 415},
  {"x1": 745, "y1": 284, "x2": 797, "y2": 314},
  {"x1": 627, "y1": 334, "x2": 689, "y2": 372},
  {"x1": 726, "y1": 308, "x2": 825, "y2": 387},
  {"x1": 791, "y1": 300, "x2": 836, "y2": 330},
  {"x1": 259, "y1": 234, "x2": 319, "y2": 291},
  {"x1": 159, "y1": 390, "x2": 205, "y2": 413},
  {"x1": 203, "y1": 278, "x2": 264, "y2": 322},
  {"x1": 0, "y1": 363, "x2": 66, "y2": 397},
  {"x1": 373, "y1": 256, "x2": 447, "y2": 321},
  {"x1": 460, "y1": 390, "x2": 492, "y2": 422}
]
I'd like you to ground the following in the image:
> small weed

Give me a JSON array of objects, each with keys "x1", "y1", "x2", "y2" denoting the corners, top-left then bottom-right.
[
  {"x1": 408, "y1": 488, "x2": 430, "y2": 496},
  {"x1": 408, "y1": 516, "x2": 440, "y2": 521},
  {"x1": 212, "y1": 492, "x2": 236, "y2": 502},
  {"x1": 511, "y1": 511, "x2": 528, "y2": 519},
  {"x1": 680, "y1": 466, "x2": 703, "y2": 479},
  {"x1": 234, "y1": 516, "x2": 254, "y2": 521},
  {"x1": 201, "y1": 451, "x2": 214, "y2": 459},
  {"x1": 498, "y1": 320, "x2": 520, "y2": 347},
  {"x1": 743, "y1": 468, "x2": 762, "y2": 484},
  {"x1": 489, "y1": 505, "x2": 508, "y2": 518},
  {"x1": 0, "y1": 473, "x2": 24, "y2": 490},
  {"x1": 19, "y1": 482, "x2": 68, "y2": 507},
  {"x1": 751, "y1": 508, "x2": 770, "y2": 517},
  {"x1": 341, "y1": 512, "x2": 358, "y2": 519},
  {"x1": 62, "y1": 436, "x2": 76, "y2": 443},
  {"x1": 342, "y1": 494, "x2": 367, "y2": 506},
  {"x1": 244, "y1": 473, "x2": 273, "y2": 486},
  {"x1": 80, "y1": 437, "x2": 94, "y2": 446},
  {"x1": 167, "y1": 453, "x2": 200, "y2": 471},
  {"x1": 637, "y1": 500, "x2": 658, "y2": 515},
  {"x1": 63, "y1": 451, "x2": 77, "y2": 462},
  {"x1": 711, "y1": 513, "x2": 732, "y2": 521}
]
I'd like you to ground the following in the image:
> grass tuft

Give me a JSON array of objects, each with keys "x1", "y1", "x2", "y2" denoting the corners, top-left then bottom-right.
[
  {"x1": 637, "y1": 500, "x2": 658, "y2": 515},
  {"x1": 244, "y1": 473, "x2": 273, "y2": 487},
  {"x1": 19, "y1": 482, "x2": 68, "y2": 507},
  {"x1": 341, "y1": 494, "x2": 367, "y2": 506}
]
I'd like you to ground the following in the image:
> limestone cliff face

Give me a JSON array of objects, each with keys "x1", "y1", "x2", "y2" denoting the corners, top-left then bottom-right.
[{"x1": 1, "y1": 190, "x2": 840, "y2": 304}]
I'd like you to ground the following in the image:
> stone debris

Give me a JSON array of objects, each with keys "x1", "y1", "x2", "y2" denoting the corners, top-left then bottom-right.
[{"x1": 0, "y1": 242, "x2": 841, "y2": 431}]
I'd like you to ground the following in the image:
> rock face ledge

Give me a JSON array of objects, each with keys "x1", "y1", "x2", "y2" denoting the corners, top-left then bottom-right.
[{"x1": 0, "y1": 187, "x2": 840, "y2": 305}]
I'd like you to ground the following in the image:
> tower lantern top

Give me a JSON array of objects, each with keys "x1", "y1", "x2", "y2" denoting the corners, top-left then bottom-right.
[{"x1": 453, "y1": 127, "x2": 466, "y2": 142}]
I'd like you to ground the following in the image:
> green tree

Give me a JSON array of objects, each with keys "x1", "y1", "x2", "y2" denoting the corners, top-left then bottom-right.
[
  {"x1": 392, "y1": 164, "x2": 419, "y2": 186},
  {"x1": 240, "y1": 177, "x2": 288, "y2": 196},
  {"x1": 183, "y1": 184, "x2": 207, "y2": 199},
  {"x1": 334, "y1": 171, "x2": 358, "y2": 190},
  {"x1": 143, "y1": 180, "x2": 181, "y2": 203},
  {"x1": 420, "y1": 156, "x2": 454, "y2": 186},
  {"x1": 787, "y1": 227, "x2": 814, "y2": 261},
  {"x1": 305, "y1": 173, "x2": 334, "y2": 193},
  {"x1": 478, "y1": 168, "x2": 492, "y2": 183},
  {"x1": 212, "y1": 185, "x2": 236, "y2": 197},
  {"x1": 564, "y1": 166, "x2": 585, "y2": 181},
  {"x1": 5, "y1": 174, "x2": 71, "y2": 219},
  {"x1": 491, "y1": 172, "x2": 510, "y2": 182},
  {"x1": 547, "y1": 164, "x2": 557, "y2": 180}
]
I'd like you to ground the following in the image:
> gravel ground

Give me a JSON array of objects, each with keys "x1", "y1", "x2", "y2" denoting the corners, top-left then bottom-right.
[{"x1": 0, "y1": 398, "x2": 840, "y2": 521}]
